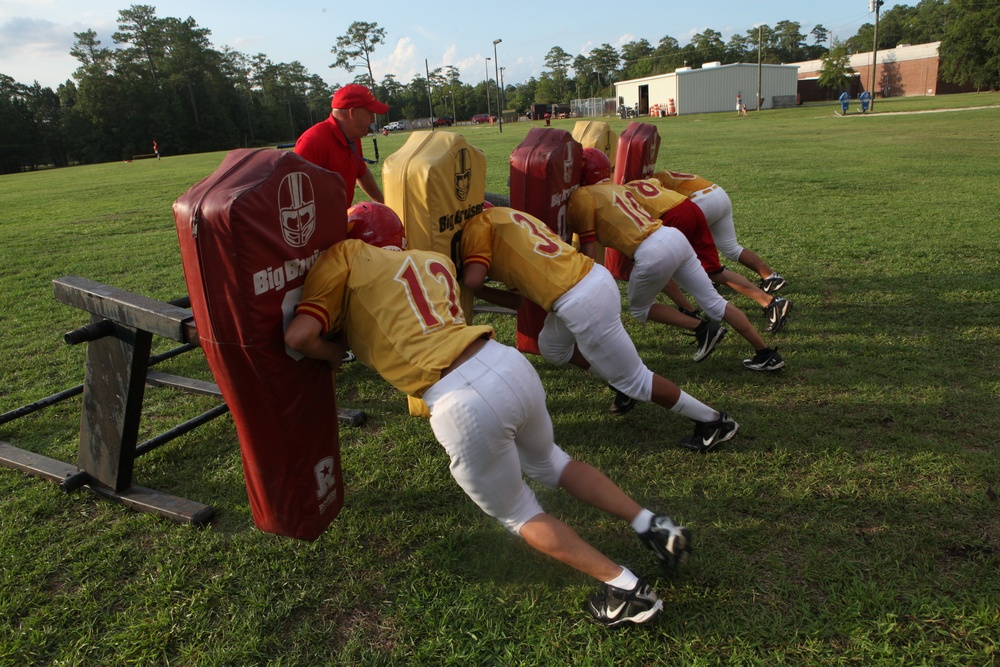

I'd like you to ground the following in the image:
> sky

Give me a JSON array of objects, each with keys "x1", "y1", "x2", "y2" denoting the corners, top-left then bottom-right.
[{"x1": 0, "y1": 0, "x2": 906, "y2": 90}]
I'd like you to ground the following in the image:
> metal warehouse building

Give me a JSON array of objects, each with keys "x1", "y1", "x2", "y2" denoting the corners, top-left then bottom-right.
[{"x1": 614, "y1": 62, "x2": 800, "y2": 116}]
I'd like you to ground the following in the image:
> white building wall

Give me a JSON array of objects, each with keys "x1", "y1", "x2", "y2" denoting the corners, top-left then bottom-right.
[{"x1": 615, "y1": 63, "x2": 798, "y2": 116}]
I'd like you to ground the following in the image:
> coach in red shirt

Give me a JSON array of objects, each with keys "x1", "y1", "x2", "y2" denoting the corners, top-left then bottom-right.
[{"x1": 295, "y1": 83, "x2": 388, "y2": 204}]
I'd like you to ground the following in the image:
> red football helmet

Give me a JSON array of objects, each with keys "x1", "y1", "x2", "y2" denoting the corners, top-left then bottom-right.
[
  {"x1": 581, "y1": 148, "x2": 611, "y2": 186},
  {"x1": 346, "y1": 202, "x2": 407, "y2": 251}
]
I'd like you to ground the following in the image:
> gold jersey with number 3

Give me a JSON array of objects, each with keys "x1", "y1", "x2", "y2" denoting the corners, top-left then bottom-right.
[
  {"x1": 295, "y1": 239, "x2": 493, "y2": 398},
  {"x1": 461, "y1": 207, "x2": 594, "y2": 312}
]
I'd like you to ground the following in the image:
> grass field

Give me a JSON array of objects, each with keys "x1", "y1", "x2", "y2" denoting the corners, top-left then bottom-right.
[{"x1": 1, "y1": 93, "x2": 999, "y2": 666}]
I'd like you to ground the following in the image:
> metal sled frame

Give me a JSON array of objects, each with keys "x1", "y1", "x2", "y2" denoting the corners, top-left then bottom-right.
[{"x1": 0, "y1": 276, "x2": 363, "y2": 526}]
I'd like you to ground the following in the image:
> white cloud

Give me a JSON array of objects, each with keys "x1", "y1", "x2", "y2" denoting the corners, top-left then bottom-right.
[{"x1": 0, "y1": 17, "x2": 73, "y2": 57}]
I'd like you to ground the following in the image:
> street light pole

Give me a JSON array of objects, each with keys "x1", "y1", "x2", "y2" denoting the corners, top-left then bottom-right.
[
  {"x1": 493, "y1": 39, "x2": 503, "y2": 132},
  {"x1": 485, "y1": 57, "x2": 491, "y2": 124},
  {"x1": 499, "y1": 66, "x2": 506, "y2": 121}
]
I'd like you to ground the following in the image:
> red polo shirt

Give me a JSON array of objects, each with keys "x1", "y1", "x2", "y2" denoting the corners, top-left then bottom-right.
[{"x1": 294, "y1": 115, "x2": 369, "y2": 202}]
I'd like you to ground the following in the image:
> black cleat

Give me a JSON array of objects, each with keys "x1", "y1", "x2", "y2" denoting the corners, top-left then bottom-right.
[
  {"x1": 759, "y1": 273, "x2": 787, "y2": 294},
  {"x1": 586, "y1": 578, "x2": 663, "y2": 627},
  {"x1": 693, "y1": 320, "x2": 726, "y2": 362},
  {"x1": 764, "y1": 296, "x2": 792, "y2": 333},
  {"x1": 743, "y1": 347, "x2": 785, "y2": 371},
  {"x1": 609, "y1": 385, "x2": 640, "y2": 416},
  {"x1": 637, "y1": 514, "x2": 693, "y2": 574},
  {"x1": 679, "y1": 412, "x2": 740, "y2": 453}
]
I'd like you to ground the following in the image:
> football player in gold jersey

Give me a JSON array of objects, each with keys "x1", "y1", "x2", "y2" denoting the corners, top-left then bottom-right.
[
  {"x1": 652, "y1": 170, "x2": 786, "y2": 295},
  {"x1": 285, "y1": 203, "x2": 691, "y2": 627}
]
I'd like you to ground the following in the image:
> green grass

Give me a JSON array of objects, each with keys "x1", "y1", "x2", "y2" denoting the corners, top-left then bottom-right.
[{"x1": 2, "y1": 93, "x2": 999, "y2": 666}]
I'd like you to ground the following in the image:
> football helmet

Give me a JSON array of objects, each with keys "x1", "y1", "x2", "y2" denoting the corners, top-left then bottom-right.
[
  {"x1": 581, "y1": 148, "x2": 611, "y2": 186},
  {"x1": 346, "y1": 202, "x2": 407, "y2": 251}
]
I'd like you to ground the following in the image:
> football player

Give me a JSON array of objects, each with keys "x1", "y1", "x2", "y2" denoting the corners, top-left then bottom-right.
[
  {"x1": 568, "y1": 149, "x2": 786, "y2": 372},
  {"x1": 285, "y1": 203, "x2": 692, "y2": 627},
  {"x1": 652, "y1": 170, "x2": 787, "y2": 295}
]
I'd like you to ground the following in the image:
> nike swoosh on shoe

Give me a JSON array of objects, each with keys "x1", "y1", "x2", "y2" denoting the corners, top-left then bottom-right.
[{"x1": 606, "y1": 601, "x2": 627, "y2": 619}]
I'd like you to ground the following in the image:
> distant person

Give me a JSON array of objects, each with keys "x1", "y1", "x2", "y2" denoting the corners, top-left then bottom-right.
[
  {"x1": 295, "y1": 83, "x2": 387, "y2": 204},
  {"x1": 152, "y1": 139, "x2": 160, "y2": 160},
  {"x1": 736, "y1": 93, "x2": 744, "y2": 117}
]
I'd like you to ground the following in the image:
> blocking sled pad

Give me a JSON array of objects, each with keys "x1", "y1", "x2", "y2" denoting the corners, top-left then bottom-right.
[
  {"x1": 606, "y1": 122, "x2": 663, "y2": 280},
  {"x1": 509, "y1": 128, "x2": 582, "y2": 355},
  {"x1": 173, "y1": 148, "x2": 346, "y2": 540}
]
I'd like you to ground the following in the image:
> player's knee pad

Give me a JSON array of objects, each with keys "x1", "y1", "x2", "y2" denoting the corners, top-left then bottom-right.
[
  {"x1": 629, "y1": 300, "x2": 652, "y2": 323},
  {"x1": 520, "y1": 443, "x2": 571, "y2": 489},
  {"x1": 720, "y1": 243, "x2": 744, "y2": 263},
  {"x1": 501, "y1": 491, "x2": 546, "y2": 535},
  {"x1": 537, "y1": 317, "x2": 575, "y2": 366},
  {"x1": 703, "y1": 298, "x2": 728, "y2": 323},
  {"x1": 608, "y1": 367, "x2": 653, "y2": 403}
]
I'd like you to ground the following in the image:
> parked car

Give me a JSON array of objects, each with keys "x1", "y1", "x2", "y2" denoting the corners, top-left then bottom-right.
[
  {"x1": 432, "y1": 116, "x2": 454, "y2": 127},
  {"x1": 472, "y1": 114, "x2": 496, "y2": 124},
  {"x1": 384, "y1": 121, "x2": 406, "y2": 131}
]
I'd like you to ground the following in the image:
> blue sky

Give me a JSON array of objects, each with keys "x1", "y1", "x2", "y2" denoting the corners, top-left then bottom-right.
[{"x1": 0, "y1": 0, "x2": 903, "y2": 89}]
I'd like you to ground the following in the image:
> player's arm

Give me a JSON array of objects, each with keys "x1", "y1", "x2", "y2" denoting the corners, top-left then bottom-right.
[
  {"x1": 463, "y1": 262, "x2": 523, "y2": 309},
  {"x1": 285, "y1": 314, "x2": 347, "y2": 372},
  {"x1": 578, "y1": 239, "x2": 596, "y2": 259}
]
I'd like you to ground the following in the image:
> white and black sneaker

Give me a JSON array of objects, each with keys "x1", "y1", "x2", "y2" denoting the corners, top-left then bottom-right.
[
  {"x1": 759, "y1": 273, "x2": 787, "y2": 294},
  {"x1": 679, "y1": 412, "x2": 740, "y2": 453},
  {"x1": 638, "y1": 514, "x2": 693, "y2": 574},
  {"x1": 764, "y1": 296, "x2": 792, "y2": 333},
  {"x1": 693, "y1": 320, "x2": 726, "y2": 362},
  {"x1": 586, "y1": 578, "x2": 663, "y2": 628},
  {"x1": 743, "y1": 347, "x2": 785, "y2": 371}
]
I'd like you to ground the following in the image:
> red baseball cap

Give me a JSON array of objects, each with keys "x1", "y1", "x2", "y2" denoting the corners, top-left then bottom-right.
[{"x1": 331, "y1": 84, "x2": 389, "y2": 114}]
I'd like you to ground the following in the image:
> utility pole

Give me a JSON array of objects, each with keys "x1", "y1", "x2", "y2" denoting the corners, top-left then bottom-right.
[
  {"x1": 756, "y1": 26, "x2": 763, "y2": 111},
  {"x1": 485, "y1": 57, "x2": 492, "y2": 121},
  {"x1": 870, "y1": 0, "x2": 884, "y2": 111},
  {"x1": 425, "y1": 59, "x2": 434, "y2": 126},
  {"x1": 493, "y1": 39, "x2": 503, "y2": 133}
]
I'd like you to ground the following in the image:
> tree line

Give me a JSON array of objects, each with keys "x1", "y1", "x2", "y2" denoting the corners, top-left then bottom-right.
[{"x1": 2, "y1": 0, "x2": 996, "y2": 174}]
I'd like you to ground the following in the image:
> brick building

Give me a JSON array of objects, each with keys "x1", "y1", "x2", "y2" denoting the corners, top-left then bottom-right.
[{"x1": 793, "y1": 41, "x2": 977, "y2": 102}]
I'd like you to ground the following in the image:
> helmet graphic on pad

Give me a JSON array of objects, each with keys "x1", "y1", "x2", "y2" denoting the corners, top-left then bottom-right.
[
  {"x1": 581, "y1": 148, "x2": 611, "y2": 186},
  {"x1": 347, "y1": 202, "x2": 407, "y2": 251}
]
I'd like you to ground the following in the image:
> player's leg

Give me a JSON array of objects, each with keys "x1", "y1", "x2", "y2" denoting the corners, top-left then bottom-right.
[
  {"x1": 631, "y1": 227, "x2": 725, "y2": 361},
  {"x1": 709, "y1": 268, "x2": 791, "y2": 333},
  {"x1": 431, "y1": 341, "x2": 664, "y2": 624},
  {"x1": 710, "y1": 268, "x2": 771, "y2": 308},
  {"x1": 511, "y1": 351, "x2": 693, "y2": 578},
  {"x1": 628, "y1": 228, "x2": 697, "y2": 330},
  {"x1": 661, "y1": 279, "x2": 698, "y2": 314},
  {"x1": 544, "y1": 265, "x2": 654, "y2": 404},
  {"x1": 671, "y1": 236, "x2": 781, "y2": 365}
]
